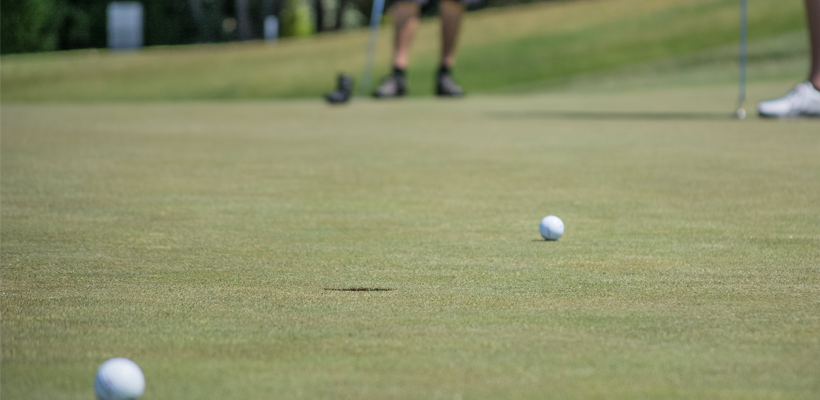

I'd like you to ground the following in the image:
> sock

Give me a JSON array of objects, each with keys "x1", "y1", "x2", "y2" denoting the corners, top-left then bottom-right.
[
  {"x1": 438, "y1": 64, "x2": 451, "y2": 76},
  {"x1": 393, "y1": 66, "x2": 406, "y2": 78}
]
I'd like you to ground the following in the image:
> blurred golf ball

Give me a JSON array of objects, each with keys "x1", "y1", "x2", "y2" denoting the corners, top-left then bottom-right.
[
  {"x1": 539, "y1": 215, "x2": 564, "y2": 241},
  {"x1": 736, "y1": 108, "x2": 747, "y2": 119},
  {"x1": 94, "y1": 358, "x2": 145, "y2": 400}
]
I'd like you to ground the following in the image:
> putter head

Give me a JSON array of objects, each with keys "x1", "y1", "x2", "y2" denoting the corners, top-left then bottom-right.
[{"x1": 324, "y1": 73, "x2": 354, "y2": 104}]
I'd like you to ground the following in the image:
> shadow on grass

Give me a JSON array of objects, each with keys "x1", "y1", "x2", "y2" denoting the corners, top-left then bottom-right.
[{"x1": 487, "y1": 111, "x2": 735, "y2": 121}]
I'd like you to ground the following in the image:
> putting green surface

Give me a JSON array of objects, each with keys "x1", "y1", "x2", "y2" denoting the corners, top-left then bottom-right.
[{"x1": 2, "y1": 83, "x2": 819, "y2": 399}]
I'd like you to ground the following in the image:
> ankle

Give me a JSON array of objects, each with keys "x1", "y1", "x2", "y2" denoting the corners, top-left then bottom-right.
[
  {"x1": 393, "y1": 66, "x2": 406, "y2": 78},
  {"x1": 438, "y1": 64, "x2": 451, "y2": 76}
]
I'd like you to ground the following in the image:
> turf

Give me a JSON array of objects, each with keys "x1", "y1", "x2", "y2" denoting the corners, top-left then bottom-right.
[
  {"x1": 0, "y1": 0, "x2": 808, "y2": 101},
  {"x1": 2, "y1": 81, "x2": 819, "y2": 399},
  {"x1": 513, "y1": 30, "x2": 810, "y2": 93}
]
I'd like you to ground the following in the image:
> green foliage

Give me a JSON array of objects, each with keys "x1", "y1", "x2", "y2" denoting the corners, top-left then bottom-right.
[
  {"x1": 58, "y1": 3, "x2": 97, "y2": 49},
  {"x1": 0, "y1": 0, "x2": 577, "y2": 54},
  {"x1": 346, "y1": 0, "x2": 376, "y2": 21},
  {"x1": 279, "y1": 0, "x2": 316, "y2": 37},
  {"x1": 0, "y1": 0, "x2": 112, "y2": 53},
  {"x1": 0, "y1": 0, "x2": 211, "y2": 54},
  {"x1": 0, "y1": 0, "x2": 62, "y2": 54},
  {"x1": 142, "y1": 0, "x2": 199, "y2": 46}
]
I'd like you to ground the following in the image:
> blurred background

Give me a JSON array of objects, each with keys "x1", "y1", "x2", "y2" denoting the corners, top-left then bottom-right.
[
  {"x1": 0, "y1": 0, "x2": 531, "y2": 52},
  {"x1": 0, "y1": 0, "x2": 809, "y2": 101}
]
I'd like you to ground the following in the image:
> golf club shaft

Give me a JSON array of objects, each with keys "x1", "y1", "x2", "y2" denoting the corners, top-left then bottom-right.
[
  {"x1": 359, "y1": 0, "x2": 387, "y2": 96},
  {"x1": 738, "y1": 0, "x2": 747, "y2": 109}
]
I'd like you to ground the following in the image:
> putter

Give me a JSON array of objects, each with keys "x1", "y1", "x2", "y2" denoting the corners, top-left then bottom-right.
[
  {"x1": 359, "y1": 0, "x2": 387, "y2": 96},
  {"x1": 324, "y1": 0, "x2": 386, "y2": 103},
  {"x1": 736, "y1": 0, "x2": 747, "y2": 119}
]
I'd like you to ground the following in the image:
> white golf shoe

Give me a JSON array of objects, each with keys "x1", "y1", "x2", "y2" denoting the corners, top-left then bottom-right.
[{"x1": 758, "y1": 82, "x2": 820, "y2": 118}]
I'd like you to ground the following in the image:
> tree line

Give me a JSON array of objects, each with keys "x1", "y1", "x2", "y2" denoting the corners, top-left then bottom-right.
[{"x1": 1, "y1": 0, "x2": 554, "y2": 54}]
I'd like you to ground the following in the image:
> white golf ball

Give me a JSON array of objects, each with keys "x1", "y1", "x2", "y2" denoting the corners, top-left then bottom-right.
[
  {"x1": 94, "y1": 358, "x2": 145, "y2": 400},
  {"x1": 736, "y1": 108, "x2": 747, "y2": 120},
  {"x1": 539, "y1": 215, "x2": 564, "y2": 241}
]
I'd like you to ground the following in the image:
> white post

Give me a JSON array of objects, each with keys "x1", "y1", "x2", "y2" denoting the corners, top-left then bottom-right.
[
  {"x1": 107, "y1": 2, "x2": 144, "y2": 50},
  {"x1": 264, "y1": 16, "x2": 279, "y2": 42}
]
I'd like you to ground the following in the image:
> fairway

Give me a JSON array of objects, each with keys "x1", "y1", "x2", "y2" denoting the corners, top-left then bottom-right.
[{"x1": 2, "y1": 82, "x2": 819, "y2": 399}]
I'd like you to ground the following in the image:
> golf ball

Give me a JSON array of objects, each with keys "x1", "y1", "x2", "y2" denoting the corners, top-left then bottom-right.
[
  {"x1": 736, "y1": 108, "x2": 747, "y2": 119},
  {"x1": 94, "y1": 358, "x2": 145, "y2": 400},
  {"x1": 539, "y1": 215, "x2": 564, "y2": 241}
]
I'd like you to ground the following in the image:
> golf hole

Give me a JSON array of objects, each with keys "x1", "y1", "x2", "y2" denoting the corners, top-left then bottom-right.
[{"x1": 323, "y1": 288, "x2": 393, "y2": 292}]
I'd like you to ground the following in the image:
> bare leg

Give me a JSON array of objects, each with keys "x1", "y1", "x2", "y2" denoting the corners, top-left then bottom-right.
[
  {"x1": 807, "y1": 0, "x2": 820, "y2": 89},
  {"x1": 392, "y1": 2, "x2": 420, "y2": 69},
  {"x1": 440, "y1": 0, "x2": 465, "y2": 68}
]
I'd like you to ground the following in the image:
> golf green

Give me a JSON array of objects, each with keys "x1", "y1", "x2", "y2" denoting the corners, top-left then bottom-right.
[{"x1": 2, "y1": 83, "x2": 819, "y2": 399}]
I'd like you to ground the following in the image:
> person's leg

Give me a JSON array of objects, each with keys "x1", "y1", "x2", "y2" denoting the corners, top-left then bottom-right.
[
  {"x1": 373, "y1": 1, "x2": 420, "y2": 97},
  {"x1": 436, "y1": 0, "x2": 466, "y2": 97},
  {"x1": 759, "y1": 0, "x2": 820, "y2": 116},
  {"x1": 392, "y1": 1, "x2": 421, "y2": 69},
  {"x1": 440, "y1": 0, "x2": 465, "y2": 69},
  {"x1": 807, "y1": 0, "x2": 820, "y2": 89}
]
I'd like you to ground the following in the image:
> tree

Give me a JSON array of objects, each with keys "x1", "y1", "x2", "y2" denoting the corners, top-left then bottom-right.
[
  {"x1": 235, "y1": 0, "x2": 253, "y2": 40},
  {"x1": 314, "y1": 0, "x2": 325, "y2": 33},
  {"x1": 1, "y1": 0, "x2": 62, "y2": 54},
  {"x1": 187, "y1": 0, "x2": 210, "y2": 42},
  {"x1": 334, "y1": 0, "x2": 345, "y2": 31},
  {"x1": 279, "y1": 0, "x2": 313, "y2": 37}
]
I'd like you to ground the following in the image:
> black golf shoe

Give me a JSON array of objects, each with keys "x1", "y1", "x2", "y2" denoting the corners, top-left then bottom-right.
[
  {"x1": 436, "y1": 69, "x2": 464, "y2": 98},
  {"x1": 373, "y1": 70, "x2": 407, "y2": 98},
  {"x1": 324, "y1": 73, "x2": 354, "y2": 104}
]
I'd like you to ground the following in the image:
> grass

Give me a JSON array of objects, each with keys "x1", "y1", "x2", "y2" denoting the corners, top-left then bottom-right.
[
  {"x1": 0, "y1": 0, "x2": 809, "y2": 101},
  {"x1": 2, "y1": 0, "x2": 819, "y2": 397},
  {"x1": 508, "y1": 29, "x2": 810, "y2": 93},
  {"x1": 2, "y1": 81, "x2": 820, "y2": 399}
]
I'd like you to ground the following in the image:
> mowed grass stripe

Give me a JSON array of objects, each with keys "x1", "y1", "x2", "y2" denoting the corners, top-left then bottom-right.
[{"x1": 459, "y1": 0, "x2": 805, "y2": 92}]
